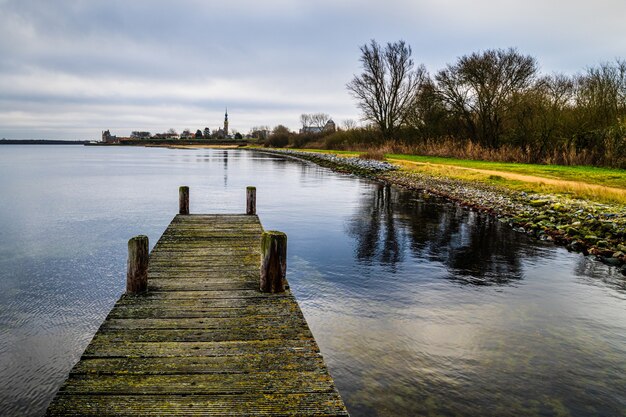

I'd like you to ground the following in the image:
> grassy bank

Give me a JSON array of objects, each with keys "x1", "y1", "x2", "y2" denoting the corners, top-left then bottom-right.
[{"x1": 288, "y1": 148, "x2": 626, "y2": 205}]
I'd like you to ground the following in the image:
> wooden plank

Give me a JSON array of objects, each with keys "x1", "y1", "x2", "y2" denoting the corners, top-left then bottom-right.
[
  {"x1": 46, "y1": 213, "x2": 349, "y2": 417},
  {"x1": 146, "y1": 269, "x2": 258, "y2": 276},
  {"x1": 118, "y1": 290, "x2": 280, "y2": 300},
  {"x1": 109, "y1": 300, "x2": 300, "y2": 318},
  {"x1": 46, "y1": 393, "x2": 349, "y2": 416},
  {"x1": 123, "y1": 290, "x2": 283, "y2": 299},
  {"x1": 149, "y1": 258, "x2": 254, "y2": 263},
  {"x1": 113, "y1": 295, "x2": 295, "y2": 308},
  {"x1": 83, "y1": 339, "x2": 321, "y2": 358},
  {"x1": 109, "y1": 299, "x2": 300, "y2": 319},
  {"x1": 99, "y1": 315, "x2": 310, "y2": 331},
  {"x1": 89, "y1": 327, "x2": 314, "y2": 343},
  {"x1": 71, "y1": 354, "x2": 327, "y2": 375},
  {"x1": 147, "y1": 279, "x2": 258, "y2": 291},
  {"x1": 57, "y1": 372, "x2": 336, "y2": 395}
]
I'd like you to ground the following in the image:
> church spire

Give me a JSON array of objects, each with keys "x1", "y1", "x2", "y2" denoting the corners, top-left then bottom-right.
[{"x1": 223, "y1": 107, "x2": 229, "y2": 136}]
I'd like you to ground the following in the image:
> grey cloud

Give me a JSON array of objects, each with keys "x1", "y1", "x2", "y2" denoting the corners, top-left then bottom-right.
[{"x1": 1, "y1": 0, "x2": 625, "y2": 139}]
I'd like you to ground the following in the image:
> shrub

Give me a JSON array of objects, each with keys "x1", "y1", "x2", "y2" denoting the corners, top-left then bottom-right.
[
  {"x1": 359, "y1": 149, "x2": 386, "y2": 160},
  {"x1": 264, "y1": 133, "x2": 289, "y2": 148}
]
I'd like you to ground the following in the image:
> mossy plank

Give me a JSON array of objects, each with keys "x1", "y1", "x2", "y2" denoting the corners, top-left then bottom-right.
[
  {"x1": 58, "y1": 372, "x2": 336, "y2": 395},
  {"x1": 155, "y1": 236, "x2": 260, "y2": 243},
  {"x1": 46, "y1": 393, "x2": 350, "y2": 416},
  {"x1": 147, "y1": 271, "x2": 255, "y2": 278},
  {"x1": 152, "y1": 248, "x2": 260, "y2": 254},
  {"x1": 113, "y1": 295, "x2": 294, "y2": 308},
  {"x1": 158, "y1": 232, "x2": 261, "y2": 238},
  {"x1": 147, "y1": 266, "x2": 257, "y2": 272},
  {"x1": 83, "y1": 339, "x2": 321, "y2": 358},
  {"x1": 163, "y1": 228, "x2": 259, "y2": 232},
  {"x1": 150, "y1": 255, "x2": 259, "y2": 261},
  {"x1": 147, "y1": 279, "x2": 258, "y2": 291},
  {"x1": 150, "y1": 247, "x2": 259, "y2": 254},
  {"x1": 147, "y1": 269, "x2": 258, "y2": 277},
  {"x1": 71, "y1": 354, "x2": 327, "y2": 375},
  {"x1": 100, "y1": 315, "x2": 309, "y2": 331},
  {"x1": 90, "y1": 326, "x2": 314, "y2": 343},
  {"x1": 155, "y1": 239, "x2": 260, "y2": 245},
  {"x1": 46, "y1": 213, "x2": 349, "y2": 416},
  {"x1": 147, "y1": 259, "x2": 259, "y2": 267},
  {"x1": 126, "y1": 290, "x2": 286, "y2": 300},
  {"x1": 109, "y1": 304, "x2": 300, "y2": 319},
  {"x1": 171, "y1": 213, "x2": 261, "y2": 220}
]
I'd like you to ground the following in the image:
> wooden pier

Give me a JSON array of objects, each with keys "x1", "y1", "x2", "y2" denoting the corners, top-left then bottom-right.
[{"x1": 46, "y1": 187, "x2": 349, "y2": 416}]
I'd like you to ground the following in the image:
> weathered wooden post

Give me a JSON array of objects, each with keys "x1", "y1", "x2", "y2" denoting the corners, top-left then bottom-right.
[
  {"x1": 179, "y1": 186, "x2": 189, "y2": 215},
  {"x1": 246, "y1": 186, "x2": 256, "y2": 215},
  {"x1": 260, "y1": 231, "x2": 286, "y2": 293},
  {"x1": 127, "y1": 235, "x2": 149, "y2": 294}
]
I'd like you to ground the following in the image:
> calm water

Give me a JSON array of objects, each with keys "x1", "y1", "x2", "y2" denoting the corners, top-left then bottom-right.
[{"x1": 0, "y1": 146, "x2": 625, "y2": 417}]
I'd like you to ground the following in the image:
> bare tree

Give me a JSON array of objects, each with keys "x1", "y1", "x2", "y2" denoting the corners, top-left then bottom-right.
[
  {"x1": 576, "y1": 59, "x2": 626, "y2": 128},
  {"x1": 536, "y1": 73, "x2": 575, "y2": 149},
  {"x1": 300, "y1": 114, "x2": 313, "y2": 129},
  {"x1": 300, "y1": 113, "x2": 330, "y2": 132},
  {"x1": 406, "y1": 76, "x2": 450, "y2": 139},
  {"x1": 436, "y1": 48, "x2": 538, "y2": 147},
  {"x1": 347, "y1": 40, "x2": 426, "y2": 140},
  {"x1": 342, "y1": 119, "x2": 358, "y2": 130},
  {"x1": 310, "y1": 113, "x2": 330, "y2": 130}
]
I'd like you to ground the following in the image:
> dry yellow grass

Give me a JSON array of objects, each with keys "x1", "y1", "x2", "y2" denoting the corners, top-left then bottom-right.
[{"x1": 390, "y1": 159, "x2": 626, "y2": 205}]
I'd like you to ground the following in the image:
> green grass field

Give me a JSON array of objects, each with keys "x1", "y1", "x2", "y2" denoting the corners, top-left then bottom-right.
[
  {"x1": 285, "y1": 148, "x2": 626, "y2": 204},
  {"x1": 386, "y1": 154, "x2": 626, "y2": 189}
]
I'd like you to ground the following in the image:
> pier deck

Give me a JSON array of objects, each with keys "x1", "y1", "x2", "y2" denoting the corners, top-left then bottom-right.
[{"x1": 46, "y1": 214, "x2": 349, "y2": 416}]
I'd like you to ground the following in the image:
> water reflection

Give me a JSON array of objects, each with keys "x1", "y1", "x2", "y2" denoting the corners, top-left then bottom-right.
[
  {"x1": 347, "y1": 183, "x2": 533, "y2": 285},
  {"x1": 573, "y1": 256, "x2": 626, "y2": 293},
  {"x1": 222, "y1": 150, "x2": 228, "y2": 186},
  {"x1": 347, "y1": 184, "x2": 403, "y2": 267}
]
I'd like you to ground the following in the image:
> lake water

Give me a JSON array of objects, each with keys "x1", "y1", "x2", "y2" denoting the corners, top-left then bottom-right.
[{"x1": 0, "y1": 146, "x2": 625, "y2": 417}]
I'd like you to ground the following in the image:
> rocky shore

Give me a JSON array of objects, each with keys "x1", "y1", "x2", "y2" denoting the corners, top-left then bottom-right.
[{"x1": 261, "y1": 149, "x2": 626, "y2": 274}]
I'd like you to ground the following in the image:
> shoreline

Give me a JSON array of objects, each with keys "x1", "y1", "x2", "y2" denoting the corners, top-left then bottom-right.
[
  {"x1": 86, "y1": 139, "x2": 251, "y2": 147},
  {"x1": 258, "y1": 149, "x2": 626, "y2": 274}
]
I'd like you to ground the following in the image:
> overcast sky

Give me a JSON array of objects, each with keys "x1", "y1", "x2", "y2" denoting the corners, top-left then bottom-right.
[{"x1": 1, "y1": 0, "x2": 625, "y2": 140}]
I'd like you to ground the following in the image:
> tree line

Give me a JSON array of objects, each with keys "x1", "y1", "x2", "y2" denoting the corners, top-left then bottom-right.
[{"x1": 272, "y1": 40, "x2": 626, "y2": 167}]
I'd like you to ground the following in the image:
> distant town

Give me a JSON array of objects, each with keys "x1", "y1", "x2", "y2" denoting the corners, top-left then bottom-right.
[
  {"x1": 102, "y1": 109, "x2": 253, "y2": 144},
  {"x1": 100, "y1": 110, "x2": 337, "y2": 144}
]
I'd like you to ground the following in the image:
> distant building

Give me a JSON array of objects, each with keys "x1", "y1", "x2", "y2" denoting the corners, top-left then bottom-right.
[
  {"x1": 299, "y1": 119, "x2": 336, "y2": 134},
  {"x1": 101, "y1": 130, "x2": 118, "y2": 144},
  {"x1": 224, "y1": 108, "x2": 229, "y2": 136},
  {"x1": 153, "y1": 132, "x2": 180, "y2": 139},
  {"x1": 213, "y1": 109, "x2": 230, "y2": 139},
  {"x1": 324, "y1": 119, "x2": 336, "y2": 132},
  {"x1": 248, "y1": 128, "x2": 270, "y2": 140}
]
